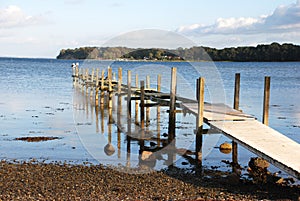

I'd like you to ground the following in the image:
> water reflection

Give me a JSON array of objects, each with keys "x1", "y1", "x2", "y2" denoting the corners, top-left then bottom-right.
[{"x1": 73, "y1": 84, "x2": 198, "y2": 173}]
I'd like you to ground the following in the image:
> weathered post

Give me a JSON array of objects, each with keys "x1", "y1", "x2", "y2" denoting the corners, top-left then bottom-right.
[
  {"x1": 127, "y1": 70, "x2": 132, "y2": 135},
  {"x1": 232, "y1": 73, "x2": 240, "y2": 172},
  {"x1": 146, "y1": 75, "x2": 150, "y2": 127},
  {"x1": 263, "y1": 76, "x2": 271, "y2": 125},
  {"x1": 108, "y1": 67, "x2": 113, "y2": 109},
  {"x1": 100, "y1": 70, "x2": 105, "y2": 105},
  {"x1": 157, "y1": 74, "x2": 161, "y2": 146},
  {"x1": 90, "y1": 68, "x2": 95, "y2": 98},
  {"x1": 140, "y1": 80, "x2": 145, "y2": 130},
  {"x1": 168, "y1": 67, "x2": 177, "y2": 142},
  {"x1": 95, "y1": 68, "x2": 99, "y2": 106},
  {"x1": 196, "y1": 77, "x2": 205, "y2": 164},
  {"x1": 135, "y1": 74, "x2": 139, "y2": 125},
  {"x1": 118, "y1": 68, "x2": 122, "y2": 94},
  {"x1": 139, "y1": 80, "x2": 145, "y2": 154},
  {"x1": 85, "y1": 68, "x2": 89, "y2": 96}
]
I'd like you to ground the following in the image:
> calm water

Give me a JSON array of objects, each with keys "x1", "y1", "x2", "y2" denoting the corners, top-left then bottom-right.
[{"x1": 0, "y1": 57, "x2": 299, "y2": 176}]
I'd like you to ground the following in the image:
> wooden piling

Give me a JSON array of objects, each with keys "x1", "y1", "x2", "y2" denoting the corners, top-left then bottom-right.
[
  {"x1": 233, "y1": 73, "x2": 240, "y2": 110},
  {"x1": 127, "y1": 70, "x2": 132, "y2": 135},
  {"x1": 157, "y1": 74, "x2": 161, "y2": 146},
  {"x1": 95, "y1": 68, "x2": 99, "y2": 106},
  {"x1": 263, "y1": 76, "x2": 271, "y2": 126},
  {"x1": 157, "y1": 74, "x2": 161, "y2": 92},
  {"x1": 146, "y1": 76, "x2": 150, "y2": 127},
  {"x1": 232, "y1": 73, "x2": 240, "y2": 172},
  {"x1": 140, "y1": 80, "x2": 145, "y2": 130},
  {"x1": 196, "y1": 77, "x2": 205, "y2": 163},
  {"x1": 85, "y1": 69, "x2": 89, "y2": 96},
  {"x1": 118, "y1": 68, "x2": 122, "y2": 94},
  {"x1": 100, "y1": 69, "x2": 105, "y2": 105},
  {"x1": 135, "y1": 74, "x2": 139, "y2": 125},
  {"x1": 108, "y1": 67, "x2": 113, "y2": 109},
  {"x1": 168, "y1": 67, "x2": 177, "y2": 142}
]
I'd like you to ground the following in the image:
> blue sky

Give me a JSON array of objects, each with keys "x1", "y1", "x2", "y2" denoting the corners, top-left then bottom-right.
[{"x1": 0, "y1": 0, "x2": 299, "y2": 58}]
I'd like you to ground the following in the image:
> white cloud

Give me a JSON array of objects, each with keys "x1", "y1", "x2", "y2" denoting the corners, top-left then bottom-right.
[
  {"x1": 0, "y1": 5, "x2": 45, "y2": 29},
  {"x1": 177, "y1": 1, "x2": 300, "y2": 36}
]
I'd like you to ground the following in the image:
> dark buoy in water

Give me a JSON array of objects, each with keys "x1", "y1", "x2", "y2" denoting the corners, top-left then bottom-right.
[{"x1": 104, "y1": 143, "x2": 115, "y2": 156}]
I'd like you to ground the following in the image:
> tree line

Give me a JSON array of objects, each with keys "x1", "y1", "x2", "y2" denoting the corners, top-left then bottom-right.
[{"x1": 57, "y1": 42, "x2": 300, "y2": 61}]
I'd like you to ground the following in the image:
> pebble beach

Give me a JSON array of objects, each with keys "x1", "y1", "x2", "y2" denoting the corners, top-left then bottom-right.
[{"x1": 0, "y1": 161, "x2": 299, "y2": 200}]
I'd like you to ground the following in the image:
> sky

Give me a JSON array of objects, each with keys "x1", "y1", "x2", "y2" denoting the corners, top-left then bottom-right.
[{"x1": 0, "y1": 0, "x2": 300, "y2": 58}]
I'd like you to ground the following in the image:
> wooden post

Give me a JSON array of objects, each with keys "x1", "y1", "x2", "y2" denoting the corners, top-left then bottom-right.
[
  {"x1": 146, "y1": 75, "x2": 150, "y2": 127},
  {"x1": 157, "y1": 74, "x2": 161, "y2": 146},
  {"x1": 233, "y1": 73, "x2": 240, "y2": 110},
  {"x1": 95, "y1": 69, "x2": 99, "y2": 106},
  {"x1": 135, "y1": 74, "x2": 139, "y2": 125},
  {"x1": 196, "y1": 77, "x2": 205, "y2": 163},
  {"x1": 85, "y1": 68, "x2": 88, "y2": 94},
  {"x1": 108, "y1": 67, "x2": 113, "y2": 109},
  {"x1": 127, "y1": 70, "x2": 132, "y2": 135},
  {"x1": 157, "y1": 74, "x2": 161, "y2": 92},
  {"x1": 118, "y1": 68, "x2": 122, "y2": 94},
  {"x1": 140, "y1": 80, "x2": 145, "y2": 153},
  {"x1": 100, "y1": 69, "x2": 105, "y2": 105},
  {"x1": 232, "y1": 73, "x2": 240, "y2": 172},
  {"x1": 263, "y1": 76, "x2": 271, "y2": 126},
  {"x1": 140, "y1": 80, "x2": 145, "y2": 130},
  {"x1": 168, "y1": 67, "x2": 177, "y2": 142}
]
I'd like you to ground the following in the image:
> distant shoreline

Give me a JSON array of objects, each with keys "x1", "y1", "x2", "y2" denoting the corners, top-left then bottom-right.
[{"x1": 56, "y1": 42, "x2": 300, "y2": 62}]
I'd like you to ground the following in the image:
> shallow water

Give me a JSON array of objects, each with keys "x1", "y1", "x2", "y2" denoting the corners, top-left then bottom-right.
[{"x1": 0, "y1": 58, "x2": 299, "y2": 178}]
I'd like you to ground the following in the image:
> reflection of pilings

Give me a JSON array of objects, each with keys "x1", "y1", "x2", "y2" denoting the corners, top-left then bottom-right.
[
  {"x1": 167, "y1": 141, "x2": 176, "y2": 167},
  {"x1": 95, "y1": 106, "x2": 99, "y2": 133},
  {"x1": 108, "y1": 107, "x2": 113, "y2": 143},
  {"x1": 232, "y1": 73, "x2": 240, "y2": 172},
  {"x1": 168, "y1": 67, "x2": 177, "y2": 143},
  {"x1": 196, "y1": 77, "x2": 205, "y2": 166},
  {"x1": 100, "y1": 105, "x2": 104, "y2": 134}
]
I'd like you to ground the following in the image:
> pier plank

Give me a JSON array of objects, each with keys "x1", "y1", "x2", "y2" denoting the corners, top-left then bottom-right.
[
  {"x1": 210, "y1": 120, "x2": 300, "y2": 179},
  {"x1": 181, "y1": 102, "x2": 255, "y2": 121}
]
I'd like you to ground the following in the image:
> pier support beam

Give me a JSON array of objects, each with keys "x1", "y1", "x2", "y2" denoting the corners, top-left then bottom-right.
[
  {"x1": 168, "y1": 67, "x2": 177, "y2": 142},
  {"x1": 263, "y1": 76, "x2": 271, "y2": 126},
  {"x1": 232, "y1": 73, "x2": 240, "y2": 172},
  {"x1": 127, "y1": 70, "x2": 132, "y2": 135},
  {"x1": 196, "y1": 77, "x2": 205, "y2": 165}
]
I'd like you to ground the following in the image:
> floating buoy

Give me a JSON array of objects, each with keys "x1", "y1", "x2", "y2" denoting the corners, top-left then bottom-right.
[
  {"x1": 219, "y1": 142, "x2": 232, "y2": 154},
  {"x1": 104, "y1": 143, "x2": 115, "y2": 156}
]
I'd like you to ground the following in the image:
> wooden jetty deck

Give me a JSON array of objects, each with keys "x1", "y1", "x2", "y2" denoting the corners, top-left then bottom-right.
[
  {"x1": 182, "y1": 102, "x2": 300, "y2": 179},
  {"x1": 72, "y1": 64, "x2": 300, "y2": 179}
]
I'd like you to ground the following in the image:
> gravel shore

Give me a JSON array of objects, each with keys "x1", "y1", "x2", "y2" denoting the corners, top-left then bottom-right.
[{"x1": 0, "y1": 161, "x2": 299, "y2": 200}]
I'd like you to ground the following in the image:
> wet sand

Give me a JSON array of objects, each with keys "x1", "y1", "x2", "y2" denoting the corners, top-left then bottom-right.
[{"x1": 0, "y1": 161, "x2": 299, "y2": 200}]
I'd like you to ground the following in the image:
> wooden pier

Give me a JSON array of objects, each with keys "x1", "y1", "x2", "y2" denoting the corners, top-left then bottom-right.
[{"x1": 72, "y1": 64, "x2": 300, "y2": 179}]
